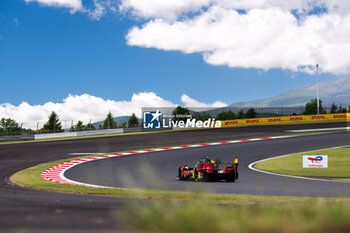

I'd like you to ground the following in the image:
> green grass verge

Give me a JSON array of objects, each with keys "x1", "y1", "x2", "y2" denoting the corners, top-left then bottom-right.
[
  {"x1": 118, "y1": 198, "x2": 350, "y2": 233},
  {"x1": 255, "y1": 147, "x2": 350, "y2": 178}
]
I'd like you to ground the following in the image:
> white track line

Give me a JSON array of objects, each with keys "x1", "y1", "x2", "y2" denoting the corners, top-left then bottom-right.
[
  {"x1": 68, "y1": 153, "x2": 105, "y2": 156},
  {"x1": 248, "y1": 145, "x2": 350, "y2": 184},
  {"x1": 286, "y1": 127, "x2": 350, "y2": 133}
]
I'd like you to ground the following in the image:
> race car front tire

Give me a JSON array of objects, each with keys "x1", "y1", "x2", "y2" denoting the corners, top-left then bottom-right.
[
  {"x1": 202, "y1": 170, "x2": 209, "y2": 182},
  {"x1": 194, "y1": 169, "x2": 200, "y2": 182}
]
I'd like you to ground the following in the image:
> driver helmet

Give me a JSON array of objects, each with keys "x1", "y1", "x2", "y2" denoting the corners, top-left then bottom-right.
[{"x1": 205, "y1": 156, "x2": 211, "y2": 163}]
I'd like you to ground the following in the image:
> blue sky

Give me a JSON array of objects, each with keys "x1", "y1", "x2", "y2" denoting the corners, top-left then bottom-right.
[{"x1": 0, "y1": 0, "x2": 344, "y2": 107}]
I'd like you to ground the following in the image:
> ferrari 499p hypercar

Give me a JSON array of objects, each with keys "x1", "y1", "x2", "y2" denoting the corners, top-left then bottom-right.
[{"x1": 178, "y1": 157, "x2": 239, "y2": 182}]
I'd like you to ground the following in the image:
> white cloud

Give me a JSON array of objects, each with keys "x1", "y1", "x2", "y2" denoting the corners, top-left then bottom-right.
[
  {"x1": 24, "y1": 0, "x2": 119, "y2": 19},
  {"x1": 119, "y1": 0, "x2": 211, "y2": 21},
  {"x1": 181, "y1": 94, "x2": 227, "y2": 108},
  {"x1": 0, "y1": 93, "x2": 174, "y2": 129},
  {"x1": 126, "y1": 4, "x2": 350, "y2": 75},
  {"x1": 25, "y1": 0, "x2": 83, "y2": 11},
  {"x1": 119, "y1": 0, "x2": 350, "y2": 19},
  {"x1": 0, "y1": 93, "x2": 225, "y2": 129},
  {"x1": 86, "y1": 0, "x2": 106, "y2": 20},
  {"x1": 85, "y1": 0, "x2": 119, "y2": 20}
]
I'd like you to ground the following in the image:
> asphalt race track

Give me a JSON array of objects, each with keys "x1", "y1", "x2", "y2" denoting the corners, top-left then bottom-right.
[
  {"x1": 66, "y1": 131, "x2": 350, "y2": 197},
  {"x1": 0, "y1": 122, "x2": 348, "y2": 232}
]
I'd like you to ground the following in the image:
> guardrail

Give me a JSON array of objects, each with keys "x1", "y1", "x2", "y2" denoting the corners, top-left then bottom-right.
[
  {"x1": 76, "y1": 129, "x2": 123, "y2": 137},
  {"x1": 0, "y1": 135, "x2": 35, "y2": 142},
  {"x1": 221, "y1": 113, "x2": 350, "y2": 128},
  {"x1": 34, "y1": 129, "x2": 125, "y2": 140},
  {"x1": 34, "y1": 132, "x2": 78, "y2": 140},
  {"x1": 0, "y1": 128, "x2": 142, "y2": 142}
]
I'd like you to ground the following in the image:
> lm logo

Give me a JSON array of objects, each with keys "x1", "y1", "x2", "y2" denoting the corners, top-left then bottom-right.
[
  {"x1": 308, "y1": 156, "x2": 323, "y2": 164},
  {"x1": 143, "y1": 110, "x2": 162, "y2": 129}
]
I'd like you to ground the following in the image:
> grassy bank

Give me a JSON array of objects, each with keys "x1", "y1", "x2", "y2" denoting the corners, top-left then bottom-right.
[
  {"x1": 255, "y1": 147, "x2": 350, "y2": 178},
  {"x1": 118, "y1": 198, "x2": 350, "y2": 233}
]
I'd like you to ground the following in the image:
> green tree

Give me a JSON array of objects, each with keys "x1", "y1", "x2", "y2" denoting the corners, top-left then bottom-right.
[
  {"x1": 196, "y1": 113, "x2": 212, "y2": 121},
  {"x1": 303, "y1": 99, "x2": 326, "y2": 115},
  {"x1": 85, "y1": 122, "x2": 95, "y2": 131},
  {"x1": 330, "y1": 103, "x2": 338, "y2": 113},
  {"x1": 128, "y1": 113, "x2": 139, "y2": 127},
  {"x1": 103, "y1": 112, "x2": 117, "y2": 129},
  {"x1": 338, "y1": 105, "x2": 347, "y2": 113},
  {"x1": 0, "y1": 118, "x2": 19, "y2": 135},
  {"x1": 172, "y1": 106, "x2": 191, "y2": 122},
  {"x1": 237, "y1": 110, "x2": 245, "y2": 119},
  {"x1": 74, "y1": 121, "x2": 85, "y2": 131},
  {"x1": 216, "y1": 110, "x2": 237, "y2": 120},
  {"x1": 348, "y1": 105, "x2": 350, "y2": 113},
  {"x1": 246, "y1": 108, "x2": 257, "y2": 118},
  {"x1": 118, "y1": 122, "x2": 127, "y2": 128},
  {"x1": 43, "y1": 111, "x2": 63, "y2": 133}
]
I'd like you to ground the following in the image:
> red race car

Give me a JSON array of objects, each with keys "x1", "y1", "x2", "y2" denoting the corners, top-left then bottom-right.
[{"x1": 178, "y1": 157, "x2": 239, "y2": 182}]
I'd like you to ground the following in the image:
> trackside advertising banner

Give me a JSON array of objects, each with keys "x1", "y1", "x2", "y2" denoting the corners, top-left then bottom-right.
[
  {"x1": 303, "y1": 155, "x2": 328, "y2": 168},
  {"x1": 221, "y1": 113, "x2": 350, "y2": 128}
]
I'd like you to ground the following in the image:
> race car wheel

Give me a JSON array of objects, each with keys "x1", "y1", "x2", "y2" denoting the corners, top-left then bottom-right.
[
  {"x1": 202, "y1": 170, "x2": 209, "y2": 182},
  {"x1": 226, "y1": 172, "x2": 236, "y2": 182},
  {"x1": 178, "y1": 168, "x2": 186, "y2": 180},
  {"x1": 194, "y1": 169, "x2": 200, "y2": 182},
  {"x1": 235, "y1": 170, "x2": 239, "y2": 180}
]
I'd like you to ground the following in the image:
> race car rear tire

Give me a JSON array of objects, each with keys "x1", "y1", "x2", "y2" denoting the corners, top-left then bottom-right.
[
  {"x1": 226, "y1": 172, "x2": 236, "y2": 182},
  {"x1": 178, "y1": 168, "x2": 186, "y2": 180}
]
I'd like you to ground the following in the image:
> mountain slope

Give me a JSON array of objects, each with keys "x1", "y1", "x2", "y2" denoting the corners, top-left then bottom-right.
[{"x1": 230, "y1": 76, "x2": 350, "y2": 107}]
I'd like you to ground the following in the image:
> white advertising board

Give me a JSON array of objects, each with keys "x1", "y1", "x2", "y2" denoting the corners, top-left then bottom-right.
[
  {"x1": 34, "y1": 132, "x2": 78, "y2": 140},
  {"x1": 303, "y1": 155, "x2": 328, "y2": 168}
]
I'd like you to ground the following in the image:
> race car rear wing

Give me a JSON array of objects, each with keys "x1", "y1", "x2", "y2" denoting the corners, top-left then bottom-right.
[{"x1": 210, "y1": 158, "x2": 238, "y2": 167}]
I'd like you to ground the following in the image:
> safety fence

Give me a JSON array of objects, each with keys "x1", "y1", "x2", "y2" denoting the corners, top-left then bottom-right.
[
  {"x1": 33, "y1": 128, "x2": 144, "y2": 140},
  {"x1": 0, "y1": 128, "x2": 142, "y2": 142},
  {"x1": 221, "y1": 113, "x2": 350, "y2": 128}
]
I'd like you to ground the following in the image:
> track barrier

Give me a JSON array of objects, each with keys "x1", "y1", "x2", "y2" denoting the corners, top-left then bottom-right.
[{"x1": 221, "y1": 113, "x2": 350, "y2": 128}]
